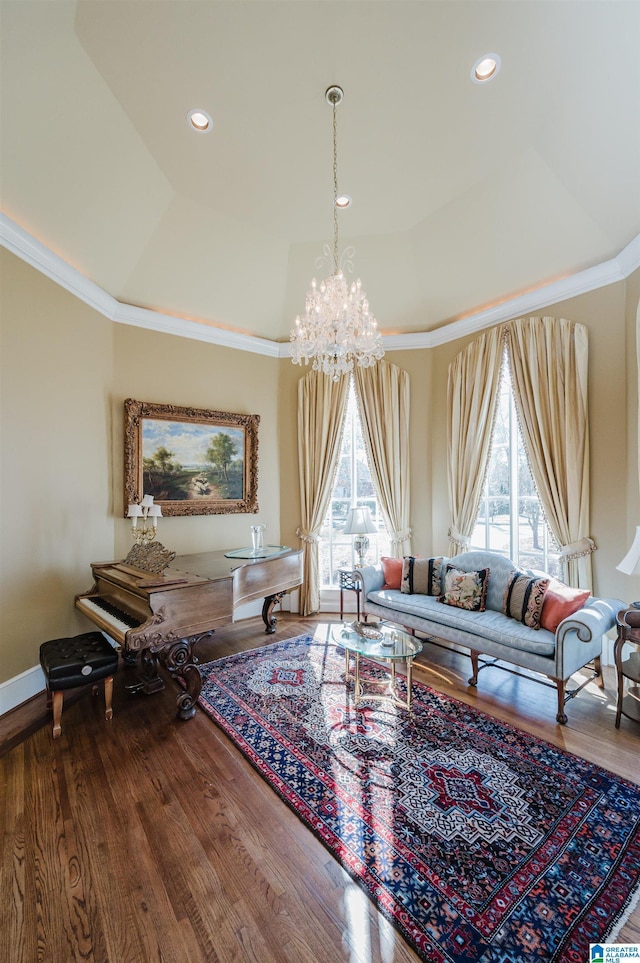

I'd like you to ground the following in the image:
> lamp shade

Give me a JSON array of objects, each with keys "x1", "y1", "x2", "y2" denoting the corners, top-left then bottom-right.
[
  {"x1": 343, "y1": 506, "x2": 376, "y2": 535},
  {"x1": 617, "y1": 526, "x2": 640, "y2": 576}
]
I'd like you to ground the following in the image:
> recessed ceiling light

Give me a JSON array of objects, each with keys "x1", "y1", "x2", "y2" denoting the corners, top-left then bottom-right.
[
  {"x1": 471, "y1": 54, "x2": 501, "y2": 84},
  {"x1": 187, "y1": 108, "x2": 212, "y2": 132},
  {"x1": 335, "y1": 194, "x2": 352, "y2": 209}
]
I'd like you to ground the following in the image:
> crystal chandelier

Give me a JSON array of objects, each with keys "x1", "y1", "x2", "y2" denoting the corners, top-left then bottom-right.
[{"x1": 290, "y1": 86, "x2": 384, "y2": 381}]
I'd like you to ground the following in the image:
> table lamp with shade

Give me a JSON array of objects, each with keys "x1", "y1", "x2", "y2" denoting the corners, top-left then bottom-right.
[
  {"x1": 343, "y1": 506, "x2": 377, "y2": 568},
  {"x1": 616, "y1": 525, "x2": 640, "y2": 607}
]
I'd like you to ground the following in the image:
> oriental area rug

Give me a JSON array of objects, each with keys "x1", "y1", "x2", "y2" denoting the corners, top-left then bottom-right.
[{"x1": 196, "y1": 635, "x2": 640, "y2": 962}]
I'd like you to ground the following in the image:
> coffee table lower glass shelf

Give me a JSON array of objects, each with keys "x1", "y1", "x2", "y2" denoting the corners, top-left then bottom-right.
[{"x1": 332, "y1": 621, "x2": 423, "y2": 710}]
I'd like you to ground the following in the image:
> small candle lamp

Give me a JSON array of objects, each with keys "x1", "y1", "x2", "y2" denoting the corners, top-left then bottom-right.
[{"x1": 127, "y1": 495, "x2": 162, "y2": 545}]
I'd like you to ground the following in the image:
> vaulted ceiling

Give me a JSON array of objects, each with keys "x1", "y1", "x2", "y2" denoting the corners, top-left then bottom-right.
[{"x1": 1, "y1": 1, "x2": 639, "y2": 347}]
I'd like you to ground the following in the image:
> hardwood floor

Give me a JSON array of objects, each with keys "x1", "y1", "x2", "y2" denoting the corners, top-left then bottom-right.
[{"x1": 1, "y1": 614, "x2": 639, "y2": 962}]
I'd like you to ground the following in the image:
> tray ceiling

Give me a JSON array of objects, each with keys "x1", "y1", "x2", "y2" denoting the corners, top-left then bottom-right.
[{"x1": 1, "y1": 1, "x2": 639, "y2": 345}]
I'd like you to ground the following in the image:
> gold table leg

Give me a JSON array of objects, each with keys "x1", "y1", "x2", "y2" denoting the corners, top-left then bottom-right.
[
  {"x1": 406, "y1": 658, "x2": 413, "y2": 710},
  {"x1": 343, "y1": 655, "x2": 415, "y2": 711}
]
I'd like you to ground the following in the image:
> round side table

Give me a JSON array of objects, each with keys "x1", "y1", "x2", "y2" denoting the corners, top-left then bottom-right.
[{"x1": 614, "y1": 608, "x2": 640, "y2": 728}]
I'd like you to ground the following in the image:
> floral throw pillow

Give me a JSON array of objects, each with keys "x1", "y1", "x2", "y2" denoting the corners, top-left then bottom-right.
[
  {"x1": 438, "y1": 565, "x2": 490, "y2": 612},
  {"x1": 401, "y1": 556, "x2": 445, "y2": 596},
  {"x1": 503, "y1": 571, "x2": 550, "y2": 630}
]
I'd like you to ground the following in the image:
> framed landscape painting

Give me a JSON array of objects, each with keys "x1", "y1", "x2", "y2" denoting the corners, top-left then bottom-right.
[{"x1": 124, "y1": 399, "x2": 259, "y2": 516}]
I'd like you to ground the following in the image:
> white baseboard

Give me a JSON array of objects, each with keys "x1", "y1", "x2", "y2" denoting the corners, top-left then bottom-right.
[
  {"x1": 0, "y1": 621, "x2": 617, "y2": 718},
  {"x1": 0, "y1": 664, "x2": 46, "y2": 717},
  {"x1": 0, "y1": 595, "x2": 301, "y2": 719}
]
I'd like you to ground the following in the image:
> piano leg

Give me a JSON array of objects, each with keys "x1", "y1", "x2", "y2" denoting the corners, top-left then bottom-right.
[
  {"x1": 162, "y1": 631, "x2": 212, "y2": 720},
  {"x1": 125, "y1": 648, "x2": 165, "y2": 696},
  {"x1": 262, "y1": 592, "x2": 286, "y2": 634}
]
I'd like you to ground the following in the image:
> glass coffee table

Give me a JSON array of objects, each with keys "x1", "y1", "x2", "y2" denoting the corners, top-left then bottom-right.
[{"x1": 332, "y1": 621, "x2": 423, "y2": 710}]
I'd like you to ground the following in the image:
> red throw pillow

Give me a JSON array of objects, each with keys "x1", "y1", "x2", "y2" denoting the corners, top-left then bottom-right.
[
  {"x1": 540, "y1": 578, "x2": 590, "y2": 633},
  {"x1": 380, "y1": 556, "x2": 403, "y2": 590}
]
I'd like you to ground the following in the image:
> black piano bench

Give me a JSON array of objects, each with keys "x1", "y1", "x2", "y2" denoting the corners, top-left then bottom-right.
[{"x1": 39, "y1": 632, "x2": 119, "y2": 739}]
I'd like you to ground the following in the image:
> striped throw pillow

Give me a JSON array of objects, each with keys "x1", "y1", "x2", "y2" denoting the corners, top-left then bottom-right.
[
  {"x1": 401, "y1": 556, "x2": 445, "y2": 596},
  {"x1": 503, "y1": 571, "x2": 550, "y2": 630}
]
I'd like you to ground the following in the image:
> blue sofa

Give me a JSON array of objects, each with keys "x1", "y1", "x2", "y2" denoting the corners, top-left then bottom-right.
[{"x1": 354, "y1": 550, "x2": 623, "y2": 723}]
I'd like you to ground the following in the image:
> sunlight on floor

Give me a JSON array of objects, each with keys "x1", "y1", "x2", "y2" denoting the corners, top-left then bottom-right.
[
  {"x1": 582, "y1": 677, "x2": 610, "y2": 703},
  {"x1": 415, "y1": 663, "x2": 457, "y2": 687},
  {"x1": 344, "y1": 882, "x2": 396, "y2": 963},
  {"x1": 344, "y1": 883, "x2": 371, "y2": 963}
]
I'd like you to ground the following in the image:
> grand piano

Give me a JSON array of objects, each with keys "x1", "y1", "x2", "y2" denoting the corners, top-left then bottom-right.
[{"x1": 75, "y1": 547, "x2": 303, "y2": 720}]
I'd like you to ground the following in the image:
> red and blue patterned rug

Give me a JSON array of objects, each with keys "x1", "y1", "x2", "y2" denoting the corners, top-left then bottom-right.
[{"x1": 196, "y1": 635, "x2": 640, "y2": 962}]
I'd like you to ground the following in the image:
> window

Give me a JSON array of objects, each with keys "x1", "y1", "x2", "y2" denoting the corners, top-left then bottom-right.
[
  {"x1": 319, "y1": 379, "x2": 390, "y2": 587},
  {"x1": 471, "y1": 353, "x2": 561, "y2": 577}
]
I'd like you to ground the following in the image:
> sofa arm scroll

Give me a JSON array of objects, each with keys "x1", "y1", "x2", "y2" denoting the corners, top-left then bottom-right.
[
  {"x1": 555, "y1": 597, "x2": 624, "y2": 645},
  {"x1": 352, "y1": 565, "x2": 385, "y2": 604}
]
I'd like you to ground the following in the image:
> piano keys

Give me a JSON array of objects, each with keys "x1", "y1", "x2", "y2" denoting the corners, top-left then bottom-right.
[
  {"x1": 76, "y1": 595, "x2": 143, "y2": 638},
  {"x1": 75, "y1": 547, "x2": 303, "y2": 720}
]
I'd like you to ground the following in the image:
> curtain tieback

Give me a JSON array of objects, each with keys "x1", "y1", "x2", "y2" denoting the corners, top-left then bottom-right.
[
  {"x1": 296, "y1": 527, "x2": 319, "y2": 544},
  {"x1": 448, "y1": 527, "x2": 471, "y2": 548},
  {"x1": 559, "y1": 536, "x2": 596, "y2": 560},
  {"x1": 392, "y1": 528, "x2": 412, "y2": 542}
]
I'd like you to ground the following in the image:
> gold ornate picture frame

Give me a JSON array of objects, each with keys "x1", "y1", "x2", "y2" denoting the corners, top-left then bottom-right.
[{"x1": 124, "y1": 399, "x2": 259, "y2": 516}]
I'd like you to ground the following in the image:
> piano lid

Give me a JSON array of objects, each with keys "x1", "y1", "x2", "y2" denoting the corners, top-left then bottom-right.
[
  {"x1": 167, "y1": 547, "x2": 296, "y2": 581},
  {"x1": 224, "y1": 545, "x2": 291, "y2": 560}
]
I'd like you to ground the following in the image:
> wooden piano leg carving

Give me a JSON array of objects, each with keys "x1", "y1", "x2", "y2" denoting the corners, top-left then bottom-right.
[
  {"x1": 125, "y1": 648, "x2": 165, "y2": 696},
  {"x1": 262, "y1": 592, "x2": 286, "y2": 634},
  {"x1": 162, "y1": 631, "x2": 211, "y2": 721}
]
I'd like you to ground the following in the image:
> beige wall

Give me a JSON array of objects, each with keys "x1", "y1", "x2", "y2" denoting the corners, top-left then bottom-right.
[
  {"x1": 111, "y1": 325, "x2": 280, "y2": 560},
  {"x1": 624, "y1": 266, "x2": 640, "y2": 534},
  {"x1": 0, "y1": 249, "x2": 114, "y2": 681},
  {"x1": 277, "y1": 360, "x2": 303, "y2": 554},
  {"x1": 2, "y1": 244, "x2": 639, "y2": 693},
  {"x1": 0, "y1": 250, "x2": 281, "y2": 687}
]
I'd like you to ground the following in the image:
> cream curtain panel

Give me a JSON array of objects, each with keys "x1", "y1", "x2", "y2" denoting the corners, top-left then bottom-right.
[
  {"x1": 447, "y1": 326, "x2": 504, "y2": 554},
  {"x1": 297, "y1": 370, "x2": 349, "y2": 615},
  {"x1": 354, "y1": 360, "x2": 412, "y2": 557},
  {"x1": 506, "y1": 317, "x2": 594, "y2": 589}
]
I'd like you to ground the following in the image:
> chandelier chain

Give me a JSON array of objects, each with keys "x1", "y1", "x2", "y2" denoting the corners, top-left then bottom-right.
[
  {"x1": 333, "y1": 100, "x2": 339, "y2": 273},
  {"x1": 290, "y1": 85, "x2": 384, "y2": 381}
]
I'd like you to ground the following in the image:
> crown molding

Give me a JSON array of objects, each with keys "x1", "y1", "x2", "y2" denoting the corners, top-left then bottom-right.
[
  {"x1": 0, "y1": 212, "x2": 116, "y2": 319},
  {"x1": 419, "y1": 246, "x2": 636, "y2": 350},
  {"x1": 113, "y1": 302, "x2": 280, "y2": 356},
  {"x1": 305, "y1": 234, "x2": 640, "y2": 354},
  {"x1": 0, "y1": 213, "x2": 279, "y2": 357},
  {"x1": 2, "y1": 212, "x2": 639, "y2": 355},
  {"x1": 616, "y1": 232, "x2": 640, "y2": 279}
]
